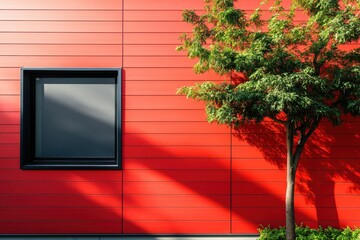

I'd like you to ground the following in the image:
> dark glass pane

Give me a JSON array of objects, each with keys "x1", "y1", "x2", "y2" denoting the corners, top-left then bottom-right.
[{"x1": 35, "y1": 77, "x2": 116, "y2": 158}]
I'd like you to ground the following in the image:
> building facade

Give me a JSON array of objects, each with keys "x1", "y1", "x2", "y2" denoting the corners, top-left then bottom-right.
[{"x1": 0, "y1": 0, "x2": 359, "y2": 238}]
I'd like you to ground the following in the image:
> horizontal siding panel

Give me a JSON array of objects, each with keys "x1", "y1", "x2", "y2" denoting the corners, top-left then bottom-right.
[
  {"x1": 233, "y1": 169, "x2": 360, "y2": 182},
  {"x1": 232, "y1": 170, "x2": 286, "y2": 182},
  {"x1": 0, "y1": 159, "x2": 18, "y2": 169},
  {"x1": 232, "y1": 159, "x2": 360, "y2": 170},
  {"x1": 125, "y1": 81, "x2": 222, "y2": 96},
  {"x1": 124, "y1": 33, "x2": 183, "y2": 44},
  {"x1": 124, "y1": 207, "x2": 229, "y2": 221},
  {"x1": 231, "y1": 194, "x2": 360, "y2": 208},
  {"x1": 232, "y1": 159, "x2": 284, "y2": 170},
  {"x1": 231, "y1": 134, "x2": 359, "y2": 147},
  {"x1": 232, "y1": 182, "x2": 360, "y2": 195},
  {"x1": 231, "y1": 121, "x2": 360, "y2": 134},
  {"x1": 233, "y1": 159, "x2": 360, "y2": 170},
  {"x1": 232, "y1": 221, "x2": 262, "y2": 234},
  {"x1": 0, "y1": 68, "x2": 20, "y2": 80},
  {"x1": 232, "y1": 146, "x2": 360, "y2": 159},
  {"x1": 0, "y1": 96, "x2": 19, "y2": 111},
  {"x1": 124, "y1": 68, "x2": 225, "y2": 81},
  {"x1": 125, "y1": 10, "x2": 187, "y2": 21},
  {"x1": 0, "y1": 81, "x2": 19, "y2": 94},
  {"x1": 234, "y1": 181, "x2": 282, "y2": 194},
  {"x1": 326, "y1": 208, "x2": 360, "y2": 221},
  {"x1": 123, "y1": 146, "x2": 230, "y2": 159},
  {"x1": 124, "y1": 110, "x2": 207, "y2": 122},
  {"x1": 0, "y1": 44, "x2": 122, "y2": 56},
  {"x1": 322, "y1": 121, "x2": 360, "y2": 134},
  {"x1": 124, "y1": 56, "x2": 196, "y2": 68},
  {"x1": 0, "y1": 208, "x2": 122, "y2": 221},
  {"x1": 123, "y1": 169, "x2": 229, "y2": 182},
  {"x1": 124, "y1": 133, "x2": 230, "y2": 146},
  {"x1": 232, "y1": 208, "x2": 360, "y2": 222},
  {"x1": 0, "y1": 125, "x2": 19, "y2": 133},
  {"x1": 232, "y1": 145, "x2": 283, "y2": 159},
  {"x1": 0, "y1": 56, "x2": 122, "y2": 68},
  {"x1": 124, "y1": 121, "x2": 229, "y2": 134},
  {"x1": 0, "y1": 169, "x2": 123, "y2": 181},
  {"x1": 0, "y1": 133, "x2": 18, "y2": 143},
  {"x1": 325, "y1": 196, "x2": 360, "y2": 207},
  {"x1": 123, "y1": 221, "x2": 230, "y2": 234},
  {"x1": 0, "y1": 33, "x2": 122, "y2": 44},
  {"x1": 232, "y1": 208, "x2": 286, "y2": 221},
  {"x1": 232, "y1": 134, "x2": 286, "y2": 146},
  {"x1": 125, "y1": 81, "x2": 223, "y2": 95},
  {"x1": 298, "y1": 159, "x2": 360, "y2": 170},
  {"x1": 124, "y1": 22, "x2": 191, "y2": 33},
  {"x1": 0, "y1": 181, "x2": 122, "y2": 195},
  {"x1": 124, "y1": 194, "x2": 229, "y2": 208},
  {"x1": 232, "y1": 220, "x2": 360, "y2": 234},
  {"x1": 124, "y1": 182, "x2": 230, "y2": 195},
  {"x1": 0, "y1": 0, "x2": 122, "y2": 10},
  {"x1": 0, "y1": 10, "x2": 122, "y2": 21},
  {"x1": 303, "y1": 146, "x2": 359, "y2": 159},
  {"x1": 123, "y1": 0, "x2": 290, "y2": 10},
  {"x1": 0, "y1": 195, "x2": 122, "y2": 207},
  {"x1": 229, "y1": 123, "x2": 283, "y2": 134},
  {"x1": 124, "y1": 0, "x2": 206, "y2": 10},
  {"x1": 125, "y1": 96, "x2": 204, "y2": 110},
  {"x1": 124, "y1": 158, "x2": 230, "y2": 170},
  {"x1": 0, "y1": 221, "x2": 122, "y2": 234},
  {"x1": 0, "y1": 112, "x2": 19, "y2": 124},
  {"x1": 0, "y1": 145, "x2": 19, "y2": 157},
  {"x1": 233, "y1": 195, "x2": 286, "y2": 208},
  {"x1": 0, "y1": 21, "x2": 121, "y2": 33},
  {"x1": 125, "y1": 45, "x2": 185, "y2": 56}
]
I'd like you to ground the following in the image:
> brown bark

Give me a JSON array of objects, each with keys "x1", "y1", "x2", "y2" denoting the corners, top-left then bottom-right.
[
  {"x1": 285, "y1": 123, "x2": 296, "y2": 240},
  {"x1": 286, "y1": 171, "x2": 296, "y2": 240},
  {"x1": 285, "y1": 122, "x2": 309, "y2": 240}
]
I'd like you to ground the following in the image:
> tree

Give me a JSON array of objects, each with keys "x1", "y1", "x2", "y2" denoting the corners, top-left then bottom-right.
[{"x1": 176, "y1": 0, "x2": 360, "y2": 239}]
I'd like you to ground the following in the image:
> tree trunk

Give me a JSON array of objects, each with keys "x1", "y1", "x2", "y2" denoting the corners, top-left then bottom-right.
[
  {"x1": 285, "y1": 123, "x2": 296, "y2": 240},
  {"x1": 286, "y1": 164, "x2": 296, "y2": 240}
]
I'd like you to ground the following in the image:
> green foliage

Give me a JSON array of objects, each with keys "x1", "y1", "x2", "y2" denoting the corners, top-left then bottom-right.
[
  {"x1": 258, "y1": 225, "x2": 360, "y2": 240},
  {"x1": 177, "y1": 1, "x2": 359, "y2": 239},
  {"x1": 177, "y1": 0, "x2": 360, "y2": 130}
]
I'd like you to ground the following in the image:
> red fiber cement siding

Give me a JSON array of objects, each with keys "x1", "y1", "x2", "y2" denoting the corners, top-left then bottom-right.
[
  {"x1": 0, "y1": 0, "x2": 123, "y2": 234},
  {"x1": 0, "y1": 0, "x2": 359, "y2": 235}
]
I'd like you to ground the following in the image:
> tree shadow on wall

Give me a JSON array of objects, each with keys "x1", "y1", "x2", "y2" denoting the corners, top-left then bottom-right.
[
  {"x1": 232, "y1": 117, "x2": 360, "y2": 228},
  {"x1": 122, "y1": 132, "x2": 317, "y2": 233},
  {"x1": 0, "y1": 99, "x2": 316, "y2": 234}
]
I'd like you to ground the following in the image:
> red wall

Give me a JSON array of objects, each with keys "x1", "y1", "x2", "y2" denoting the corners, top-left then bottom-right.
[{"x1": 0, "y1": 0, "x2": 359, "y2": 235}]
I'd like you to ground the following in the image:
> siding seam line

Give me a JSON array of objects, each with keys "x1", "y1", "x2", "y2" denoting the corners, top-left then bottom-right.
[
  {"x1": 230, "y1": 85, "x2": 233, "y2": 233},
  {"x1": 121, "y1": 0, "x2": 125, "y2": 235}
]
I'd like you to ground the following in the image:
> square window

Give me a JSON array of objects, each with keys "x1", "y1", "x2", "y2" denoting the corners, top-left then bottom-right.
[{"x1": 21, "y1": 68, "x2": 122, "y2": 169}]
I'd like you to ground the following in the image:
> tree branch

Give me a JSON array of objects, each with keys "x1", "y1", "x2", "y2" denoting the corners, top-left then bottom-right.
[
  {"x1": 304, "y1": 119, "x2": 320, "y2": 142},
  {"x1": 293, "y1": 118, "x2": 321, "y2": 169},
  {"x1": 271, "y1": 117, "x2": 287, "y2": 124},
  {"x1": 331, "y1": 92, "x2": 347, "y2": 107},
  {"x1": 313, "y1": 51, "x2": 321, "y2": 75}
]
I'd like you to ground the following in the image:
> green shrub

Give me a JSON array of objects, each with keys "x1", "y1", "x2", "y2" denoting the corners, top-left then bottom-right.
[{"x1": 258, "y1": 225, "x2": 360, "y2": 240}]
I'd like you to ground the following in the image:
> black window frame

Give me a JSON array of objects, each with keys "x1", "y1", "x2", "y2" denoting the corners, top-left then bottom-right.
[{"x1": 20, "y1": 68, "x2": 122, "y2": 170}]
